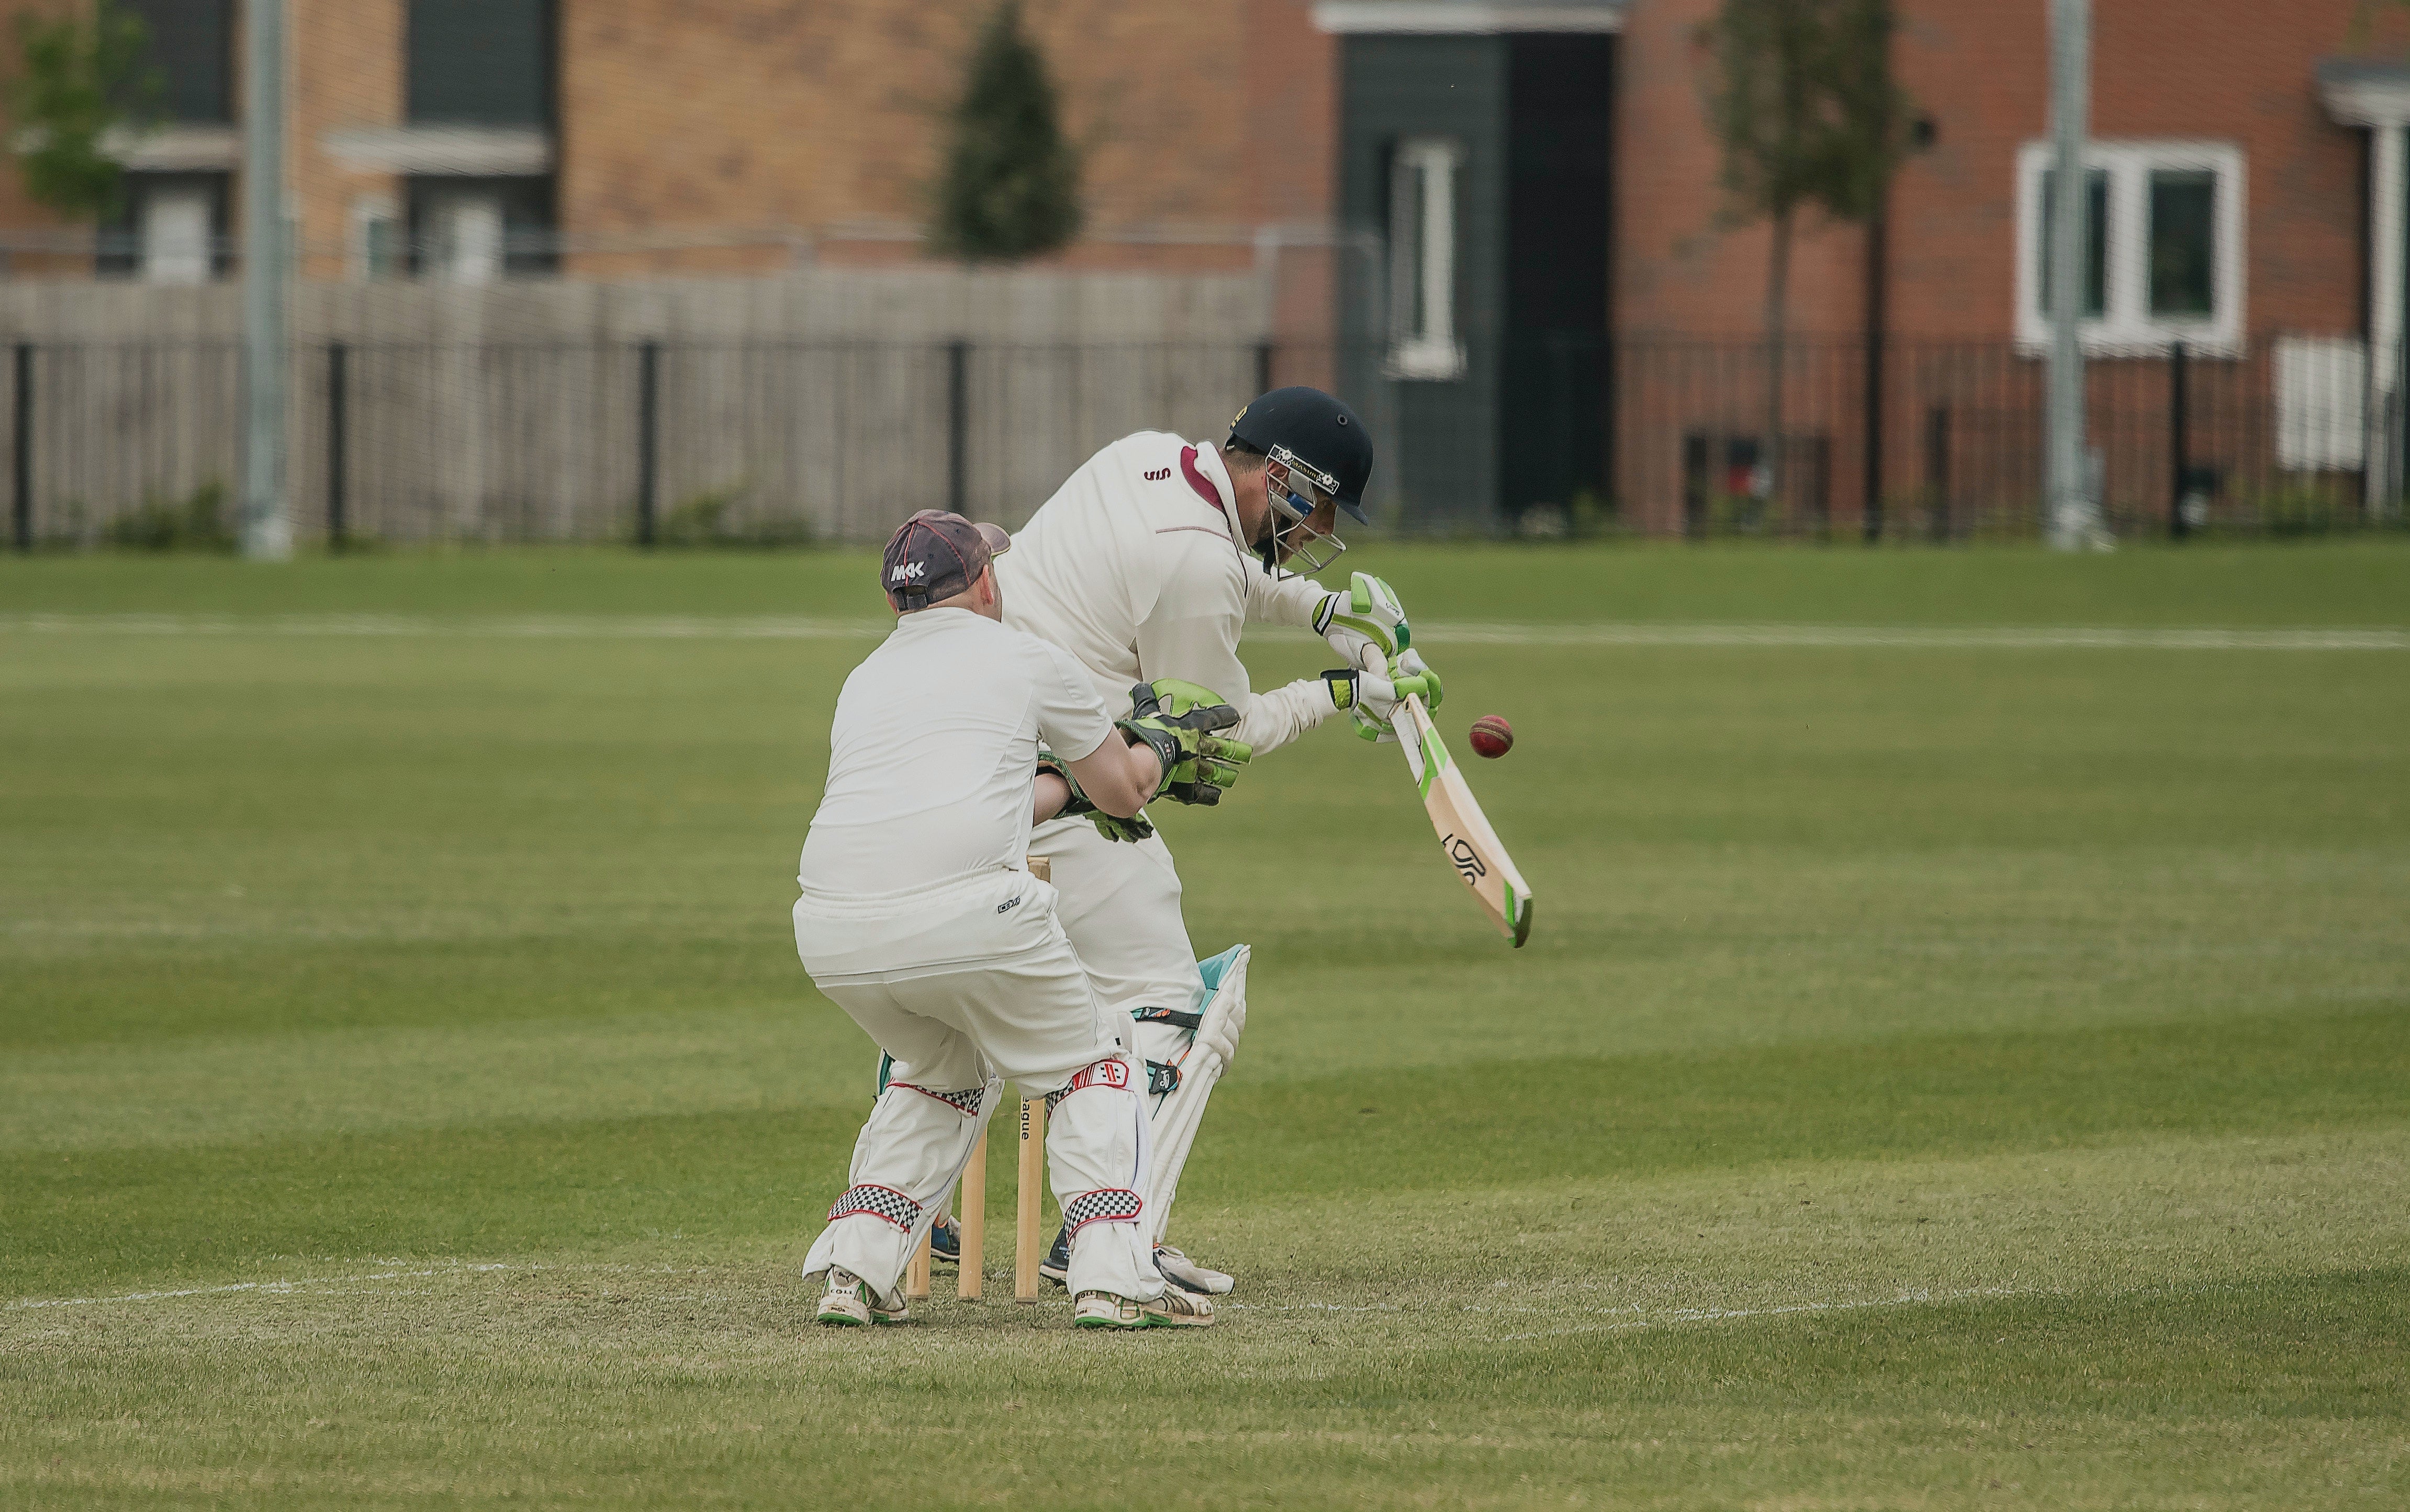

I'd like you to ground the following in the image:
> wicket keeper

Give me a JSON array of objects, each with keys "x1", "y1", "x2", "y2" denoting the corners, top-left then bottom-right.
[{"x1": 794, "y1": 510, "x2": 1247, "y2": 1329}]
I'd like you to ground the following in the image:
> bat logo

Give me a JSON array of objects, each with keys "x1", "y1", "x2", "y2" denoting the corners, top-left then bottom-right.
[{"x1": 1442, "y1": 833, "x2": 1487, "y2": 882}]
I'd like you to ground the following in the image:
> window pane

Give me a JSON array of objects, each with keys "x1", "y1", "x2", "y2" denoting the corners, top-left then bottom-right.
[
  {"x1": 2149, "y1": 170, "x2": 2216, "y2": 317},
  {"x1": 409, "y1": 0, "x2": 552, "y2": 125},
  {"x1": 2038, "y1": 167, "x2": 2108, "y2": 319},
  {"x1": 120, "y1": 0, "x2": 232, "y2": 123}
]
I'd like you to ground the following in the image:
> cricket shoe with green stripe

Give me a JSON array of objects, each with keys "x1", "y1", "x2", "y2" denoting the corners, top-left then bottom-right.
[
  {"x1": 1039, "y1": 1224, "x2": 1232, "y2": 1297},
  {"x1": 815, "y1": 1267, "x2": 909, "y2": 1328},
  {"x1": 1073, "y1": 1289, "x2": 1215, "y2": 1329}
]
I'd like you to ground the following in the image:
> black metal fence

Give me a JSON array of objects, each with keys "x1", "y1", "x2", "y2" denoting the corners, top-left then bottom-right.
[
  {"x1": 2, "y1": 332, "x2": 2397, "y2": 550},
  {"x1": 1615, "y1": 334, "x2": 2388, "y2": 540}
]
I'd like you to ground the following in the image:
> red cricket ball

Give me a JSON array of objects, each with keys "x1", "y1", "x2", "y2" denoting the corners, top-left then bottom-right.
[{"x1": 1468, "y1": 715, "x2": 1513, "y2": 759}]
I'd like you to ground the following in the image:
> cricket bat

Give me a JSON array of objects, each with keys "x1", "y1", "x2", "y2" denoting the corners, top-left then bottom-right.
[{"x1": 1393, "y1": 691, "x2": 1533, "y2": 947}]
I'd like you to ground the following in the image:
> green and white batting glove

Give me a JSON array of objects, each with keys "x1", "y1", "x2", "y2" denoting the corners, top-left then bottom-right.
[
  {"x1": 1314, "y1": 572, "x2": 1444, "y2": 709},
  {"x1": 1320, "y1": 663, "x2": 1431, "y2": 744},
  {"x1": 1393, "y1": 647, "x2": 1442, "y2": 709},
  {"x1": 1118, "y1": 679, "x2": 1253, "y2": 806},
  {"x1": 1037, "y1": 750, "x2": 1155, "y2": 843}
]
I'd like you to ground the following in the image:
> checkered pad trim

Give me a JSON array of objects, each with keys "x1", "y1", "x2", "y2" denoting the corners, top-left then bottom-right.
[
  {"x1": 1062, "y1": 1188, "x2": 1144, "y2": 1233},
  {"x1": 895, "y1": 1081, "x2": 984, "y2": 1116},
  {"x1": 827, "y1": 1184, "x2": 923, "y2": 1233}
]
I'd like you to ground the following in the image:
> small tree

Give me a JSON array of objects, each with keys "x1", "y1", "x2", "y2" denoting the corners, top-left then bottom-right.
[
  {"x1": 8, "y1": 1, "x2": 159, "y2": 222},
  {"x1": 929, "y1": 1, "x2": 1082, "y2": 262},
  {"x1": 1697, "y1": 0, "x2": 1909, "y2": 512}
]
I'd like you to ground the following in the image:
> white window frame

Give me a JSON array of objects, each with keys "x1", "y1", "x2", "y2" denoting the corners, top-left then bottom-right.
[
  {"x1": 139, "y1": 183, "x2": 214, "y2": 285},
  {"x1": 1387, "y1": 136, "x2": 1466, "y2": 381},
  {"x1": 349, "y1": 194, "x2": 401, "y2": 282},
  {"x1": 427, "y1": 187, "x2": 505, "y2": 285},
  {"x1": 2014, "y1": 139, "x2": 2245, "y2": 356}
]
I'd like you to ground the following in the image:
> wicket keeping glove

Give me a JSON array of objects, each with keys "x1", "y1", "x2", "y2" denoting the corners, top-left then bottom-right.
[
  {"x1": 1119, "y1": 679, "x2": 1253, "y2": 806},
  {"x1": 1037, "y1": 750, "x2": 1155, "y2": 843}
]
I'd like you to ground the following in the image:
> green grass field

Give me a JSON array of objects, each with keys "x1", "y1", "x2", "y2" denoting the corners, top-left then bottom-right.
[{"x1": 4, "y1": 540, "x2": 2406, "y2": 1509}]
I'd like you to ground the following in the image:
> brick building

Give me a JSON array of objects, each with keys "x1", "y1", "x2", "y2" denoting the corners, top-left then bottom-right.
[
  {"x1": 0, "y1": 0, "x2": 1340, "y2": 286},
  {"x1": 2, "y1": 0, "x2": 2403, "y2": 532}
]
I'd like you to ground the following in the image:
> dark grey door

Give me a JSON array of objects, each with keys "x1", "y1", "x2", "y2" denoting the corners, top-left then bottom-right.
[{"x1": 1340, "y1": 32, "x2": 1612, "y2": 532}]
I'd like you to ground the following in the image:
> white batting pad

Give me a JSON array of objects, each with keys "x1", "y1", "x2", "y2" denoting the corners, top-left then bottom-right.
[
  {"x1": 1139, "y1": 943, "x2": 1249, "y2": 1246},
  {"x1": 801, "y1": 1072, "x2": 998, "y2": 1305},
  {"x1": 1047, "y1": 1054, "x2": 1165, "y2": 1302}
]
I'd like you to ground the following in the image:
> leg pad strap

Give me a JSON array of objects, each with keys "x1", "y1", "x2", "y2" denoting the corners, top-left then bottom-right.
[
  {"x1": 827, "y1": 1183, "x2": 923, "y2": 1233},
  {"x1": 1063, "y1": 1188, "x2": 1144, "y2": 1233}
]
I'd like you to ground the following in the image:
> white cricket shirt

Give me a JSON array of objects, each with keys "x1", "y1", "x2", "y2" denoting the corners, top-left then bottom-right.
[
  {"x1": 799, "y1": 608, "x2": 1117, "y2": 895},
  {"x1": 996, "y1": 431, "x2": 1337, "y2": 756}
]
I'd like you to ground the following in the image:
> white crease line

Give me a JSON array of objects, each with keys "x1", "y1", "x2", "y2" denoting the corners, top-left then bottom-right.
[
  {"x1": 13, "y1": 1263, "x2": 2037, "y2": 1338},
  {"x1": 1487, "y1": 1285, "x2": 2037, "y2": 1343},
  {"x1": 0, "y1": 613, "x2": 889, "y2": 640},
  {"x1": 4, "y1": 1261, "x2": 734, "y2": 1313},
  {"x1": 1416, "y1": 624, "x2": 2410, "y2": 651},
  {"x1": 6, "y1": 1265, "x2": 532, "y2": 1311},
  {"x1": 1221, "y1": 1286, "x2": 2037, "y2": 1341},
  {"x1": 1, "y1": 614, "x2": 2403, "y2": 651}
]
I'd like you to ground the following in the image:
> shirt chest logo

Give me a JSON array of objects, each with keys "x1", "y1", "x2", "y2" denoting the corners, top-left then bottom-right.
[{"x1": 1142, "y1": 466, "x2": 1172, "y2": 482}]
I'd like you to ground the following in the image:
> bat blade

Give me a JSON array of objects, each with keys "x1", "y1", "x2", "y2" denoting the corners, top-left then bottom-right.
[{"x1": 1394, "y1": 693, "x2": 1533, "y2": 947}]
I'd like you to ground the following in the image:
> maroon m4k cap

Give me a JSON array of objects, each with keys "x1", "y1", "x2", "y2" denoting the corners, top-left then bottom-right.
[{"x1": 882, "y1": 509, "x2": 1013, "y2": 611}]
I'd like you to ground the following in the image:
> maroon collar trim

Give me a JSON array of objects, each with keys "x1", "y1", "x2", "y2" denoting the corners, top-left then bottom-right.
[{"x1": 1179, "y1": 445, "x2": 1225, "y2": 514}]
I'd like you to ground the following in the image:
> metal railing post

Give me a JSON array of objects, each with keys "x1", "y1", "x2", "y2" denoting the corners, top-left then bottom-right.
[
  {"x1": 1924, "y1": 403, "x2": 1951, "y2": 543},
  {"x1": 326, "y1": 341, "x2": 348, "y2": 551},
  {"x1": 947, "y1": 340, "x2": 970, "y2": 515},
  {"x1": 9, "y1": 343, "x2": 28, "y2": 551},
  {"x1": 2168, "y1": 341, "x2": 2189, "y2": 540},
  {"x1": 636, "y1": 341, "x2": 660, "y2": 547}
]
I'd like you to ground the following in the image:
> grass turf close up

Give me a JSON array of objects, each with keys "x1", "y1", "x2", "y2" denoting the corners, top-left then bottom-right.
[{"x1": 3, "y1": 542, "x2": 2406, "y2": 1508}]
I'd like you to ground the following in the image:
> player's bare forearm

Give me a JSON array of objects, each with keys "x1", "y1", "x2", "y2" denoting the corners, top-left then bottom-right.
[
  {"x1": 1065, "y1": 736, "x2": 1162, "y2": 818},
  {"x1": 1033, "y1": 771, "x2": 1074, "y2": 824}
]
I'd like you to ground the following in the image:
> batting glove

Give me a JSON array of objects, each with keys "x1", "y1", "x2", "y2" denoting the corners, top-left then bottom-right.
[
  {"x1": 1315, "y1": 571, "x2": 1413, "y2": 671},
  {"x1": 1319, "y1": 663, "x2": 1429, "y2": 744},
  {"x1": 1119, "y1": 679, "x2": 1253, "y2": 806},
  {"x1": 1394, "y1": 647, "x2": 1443, "y2": 709}
]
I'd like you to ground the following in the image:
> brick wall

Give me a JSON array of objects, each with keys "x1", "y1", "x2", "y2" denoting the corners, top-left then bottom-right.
[
  {"x1": 550, "y1": 0, "x2": 1332, "y2": 281},
  {"x1": 292, "y1": 0, "x2": 404, "y2": 284},
  {"x1": 1618, "y1": 0, "x2": 2396, "y2": 345},
  {"x1": 0, "y1": 0, "x2": 1337, "y2": 294}
]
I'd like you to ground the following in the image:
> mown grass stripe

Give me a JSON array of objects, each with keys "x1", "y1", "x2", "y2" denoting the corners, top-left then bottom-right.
[{"x1": 4, "y1": 613, "x2": 2406, "y2": 650}]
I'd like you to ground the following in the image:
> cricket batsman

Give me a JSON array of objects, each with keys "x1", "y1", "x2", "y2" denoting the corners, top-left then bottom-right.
[
  {"x1": 981, "y1": 386, "x2": 1438, "y2": 1296},
  {"x1": 794, "y1": 509, "x2": 1250, "y2": 1329}
]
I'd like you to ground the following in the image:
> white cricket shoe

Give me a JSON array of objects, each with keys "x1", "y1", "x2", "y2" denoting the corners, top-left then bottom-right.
[
  {"x1": 1072, "y1": 1288, "x2": 1215, "y2": 1329},
  {"x1": 815, "y1": 1267, "x2": 908, "y2": 1328},
  {"x1": 1154, "y1": 1246, "x2": 1235, "y2": 1296}
]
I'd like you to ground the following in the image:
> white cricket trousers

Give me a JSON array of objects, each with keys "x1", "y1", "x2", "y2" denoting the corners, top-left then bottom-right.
[
  {"x1": 1028, "y1": 812, "x2": 1208, "y2": 1050},
  {"x1": 793, "y1": 865, "x2": 1164, "y2": 1307}
]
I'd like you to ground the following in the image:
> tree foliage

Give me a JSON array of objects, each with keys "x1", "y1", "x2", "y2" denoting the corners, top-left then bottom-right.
[
  {"x1": 1698, "y1": 0, "x2": 1908, "y2": 233},
  {"x1": 7, "y1": 1, "x2": 160, "y2": 221},
  {"x1": 929, "y1": 1, "x2": 1081, "y2": 262},
  {"x1": 1695, "y1": 0, "x2": 1910, "y2": 508}
]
